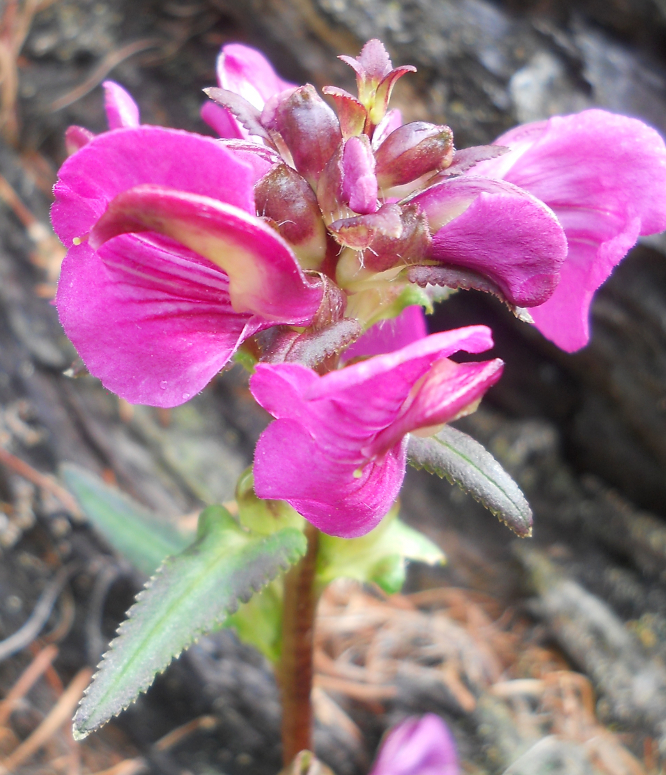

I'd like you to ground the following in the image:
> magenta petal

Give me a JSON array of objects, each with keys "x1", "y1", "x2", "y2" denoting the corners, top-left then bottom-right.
[
  {"x1": 477, "y1": 110, "x2": 666, "y2": 237},
  {"x1": 253, "y1": 419, "x2": 407, "y2": 537},
  {"x1": 217, "y1": 43, "x2": 296, "y2": 109},
  {"x1": 344, "y1": 305, "x2": 427, "y2": 360},
  {"x1": 89, "y1": 185, "x2": 323, "y2": 322},
  {"x1": 529, "y1": 222, "x2": 640, "y2": 351},
  {"x1": 412, "y1": 177, "x2": 568, "y2": 307},
  {"x1": 250, "y1": 327, "x2": 498, "y2": 536},
  {"x1": 65, "y1": 126, "x2": 95, "y2": 154},
  {"x1": 369, "y1": 715, "x2": 458, "y2": 775},
  {"x1": 342, "y1": 135, "x2": 378, "y2": 214},
  {"x1": 200, "y1": 101, "x2": 244, "y2": 139},
  {"x1": 210, "y1": 43, "x2": 296, "y2": 139},
  {"x1": 102, "y1": 81, "x2": 140, "y2": 129},
  {"x1": 473, "y1": 110, "x2": 666, "y2": 349},
  {"x1": 52, "y1": 126, "x2": 257, "y2": 247},
  {"x1": 56, "y1": 236, "x2": 260, "y2": 407},
  {"x1": 371, "y1": 357, "x2": 504, "y2": 454}
]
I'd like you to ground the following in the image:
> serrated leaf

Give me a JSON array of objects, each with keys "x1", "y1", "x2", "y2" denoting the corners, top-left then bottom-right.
[
  {"x1": 317, "y1": 502, "x2": 444, "y2": 594},
  {"x1": 73, "y1": 506, "x2": 306, "y2": 739},
  {"x1": 407, "y1": 426, "x2": 533, "y2": 537},
  {"x1": 61, "y1": 464, "x2": 191, "y2": 576}
]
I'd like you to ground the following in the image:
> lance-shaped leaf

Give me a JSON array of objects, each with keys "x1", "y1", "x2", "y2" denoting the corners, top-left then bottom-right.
[
  {"x1": 407, "y1": 426, "x2": 532, "y2": 537},
  {"x1": 61, "y1": 464, "x2": 190, "y2": 576},
  {"x1": 89, "y1": 184, "x2": 323, "y2": 323},
  {"x1": 72, "y1": 506, "x2": 307, "y2": 739}
]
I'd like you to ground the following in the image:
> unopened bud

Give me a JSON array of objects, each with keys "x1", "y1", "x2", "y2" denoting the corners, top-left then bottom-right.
[
  {"x1": 375, "y1": 121, "x2": 454, "y2": 189},
  {"x1": 255, "y1": 164, "x2": 327, "y2": 270},
  {"x1": 341, "y1": 135, "x2": 378, "y2": 214},
  {"x1": 263, "y1": 85, "x2": 342, "y2": 185},
  {"x1": 362, "y1": 202, "x2": 431, "y2": 272}
]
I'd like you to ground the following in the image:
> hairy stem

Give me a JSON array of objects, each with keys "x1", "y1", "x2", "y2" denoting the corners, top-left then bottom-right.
[{"x1": 278, "y1": 522, "x2": 320, "y2": 765}]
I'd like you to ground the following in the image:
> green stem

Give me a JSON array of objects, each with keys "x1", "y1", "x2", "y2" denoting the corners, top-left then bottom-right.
[{"x1": 278, "y1": 522, "x2": 320, "y2": 765}]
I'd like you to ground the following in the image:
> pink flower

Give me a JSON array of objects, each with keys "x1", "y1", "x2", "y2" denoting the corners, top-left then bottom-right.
[
  {"x1": 470, "y1": 110, "x2": 666, "y2": 351},
  {"x1": 410, "y1": 176, "x2": 568, "y2": 307},
  {"x1": 65, "y1": 80, "x2": 140, "y2": 153},
  {"x1": 53, "y1": 126, "x2": 322, "y2": 407},
  {"x1": 250, "y1": 327, "x2": 503, "y2": 537},
  {"x1": 343, "y1": 305, "x2": 428, "y2": 361},
  {"x1": 201, "y1": 43, "x2": 296, "y2": 139},
  {"x1": 369, "y1": 715, "x2": 458, "y2": 775}
]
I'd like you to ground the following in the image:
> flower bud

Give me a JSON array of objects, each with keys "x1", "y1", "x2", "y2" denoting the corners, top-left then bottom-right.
[
  {"x1": 340, "y1": 39, "x2": 415, "y2": 127},
  {"x1": 255, "y1": 164, "x2": 327, "y2": 269},
  {"x1": 362, "y1": 202, "x2": 431, "y2": 272},
  {"x1": 341, "y1": 135, "x2": 378, "y2": 214},
  {"x1": 263, "y1": 85, "x2": 342, "y2": 185},
  {"x1": 375, "y1": 121, "x2": 454, "y2": 189}
]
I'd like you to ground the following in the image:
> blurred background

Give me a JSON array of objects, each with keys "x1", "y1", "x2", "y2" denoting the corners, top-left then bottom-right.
[{"x1": 1, "y1": 1, "x2": 666, "y2": 773}]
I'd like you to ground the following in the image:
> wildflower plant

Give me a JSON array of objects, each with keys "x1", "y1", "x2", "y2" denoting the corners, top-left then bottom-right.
[{"x1": 55, "y1": 39, "x2": 666, "y2": 769}]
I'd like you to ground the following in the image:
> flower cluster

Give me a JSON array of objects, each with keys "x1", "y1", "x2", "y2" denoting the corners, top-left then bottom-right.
[{"x1": 53, "y1": 40, "x2": 666, "y2": 537}]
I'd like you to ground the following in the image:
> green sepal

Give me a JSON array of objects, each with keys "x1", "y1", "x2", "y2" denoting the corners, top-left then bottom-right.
[
  {"x1": 317, "y1": 501, "x2": 444, "y2": 594},
  {"x1": 72, "y1": 505, "x2": 306, "y2": 739},
  {"x1": 61, "y1": 464, "x2": 191, "y2": 576},
  {"x1": 236, "y1": 468, "x2": 305, "y2": 535},
  {"x1": 407, "y1": 426, "x2": 533, "y2": 537},
  {"x1": 226, "y1": 579, "x2": 283, "y2": 662}
]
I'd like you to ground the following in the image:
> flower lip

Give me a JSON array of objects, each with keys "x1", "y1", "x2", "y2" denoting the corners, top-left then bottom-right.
[
  {"x1": 251, "y1": 325, "x2": 502, "y2": 537},
  {"x1": 411, "y1": 176, "x2": 568, "y2": 307},
  {"x1": 303, "y1": 325, "x2": 496, "y2": 401},
  {"x1": 468, "y1": 109, "x2": 666, "y2": 350},
  {"x1": 51, "y1": 125, "x2": 258, "y2": 248},
  {"x1": 88, "y1": 184, "x2": 324, "y2": 322}
]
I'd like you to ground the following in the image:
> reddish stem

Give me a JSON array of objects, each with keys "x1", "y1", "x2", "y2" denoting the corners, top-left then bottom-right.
[{"x1": 278, "y1": 522, "x2": 320, "y2": 765}]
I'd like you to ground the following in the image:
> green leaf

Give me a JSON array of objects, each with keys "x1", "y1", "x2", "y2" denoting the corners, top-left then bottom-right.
[
  {"x1": 317, "y1": 502, "x2": 444, "y2": 594},
  {"x1": 407, "y1": 426, "x2": 533, "y2": 537},
  {"x1": 72, "y1": 506, "x2": 306, "y2": 739},
  {"x1": 61, "y1": 464, "x2": 191, "y2": 576}
]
